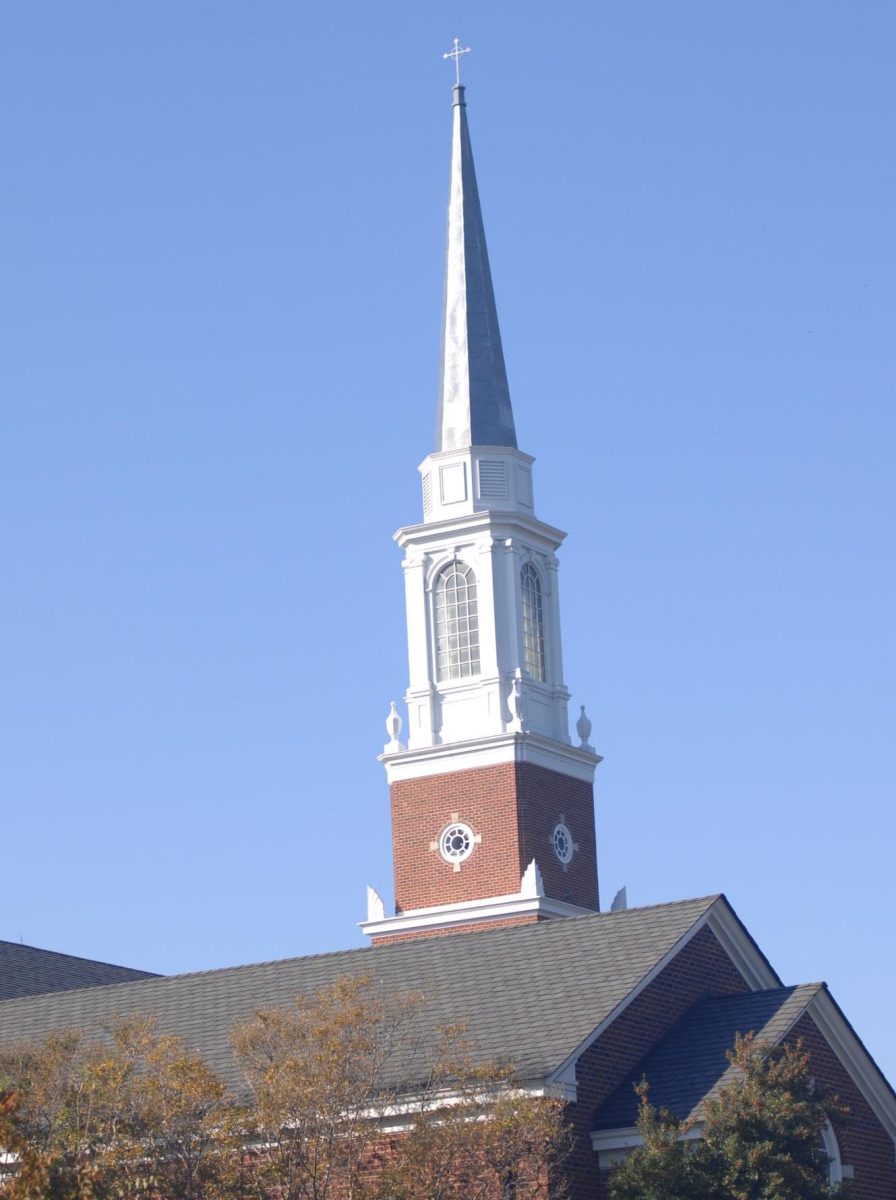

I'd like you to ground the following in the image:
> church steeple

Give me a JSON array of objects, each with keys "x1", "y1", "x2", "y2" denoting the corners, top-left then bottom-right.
[
  {"x1": 361, "y1": 68, "x2": 601, "y2": 944},
  {"x1": 436, "y1": 84, "x2": 517, "y2": 452}
]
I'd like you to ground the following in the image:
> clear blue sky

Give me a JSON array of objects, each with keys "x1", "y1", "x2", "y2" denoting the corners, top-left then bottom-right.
[{"x1": 2, "y1": 4, "x2": 894, "y2": 1082}]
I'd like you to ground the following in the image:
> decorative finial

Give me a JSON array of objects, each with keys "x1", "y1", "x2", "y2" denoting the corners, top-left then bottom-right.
[
  {"x1": 508, "y1": 669, "x2": 527, "y2": 732},
  {"x1": 520, "y1": 859, "x2": 545, "y2": 899},
  {"x1": 442, "y1": 37, "x2": 471, "y2": 86},
  {"x1": 576, "y1": 704, "x2": 595, "y2": 753},
  {"x1": 384, "y1": 700, "x2": 405, "y2": 754},
  {"x1": 366, "y1": 885, "x2": 386, "y2": 922}
]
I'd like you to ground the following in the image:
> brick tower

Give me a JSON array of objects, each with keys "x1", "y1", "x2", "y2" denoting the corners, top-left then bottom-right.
[{"x1": 361, "y1": 79, "x2": 601, "y2": 943}]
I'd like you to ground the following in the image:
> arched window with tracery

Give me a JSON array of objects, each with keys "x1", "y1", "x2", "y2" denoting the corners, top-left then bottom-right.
[
  {"x1": 434, "y1": 561, "x2": 480, "y2": 680},
  {"x1": 820, "y1": 1121, "x2": 845, "y2": 1185},
  {"x1": 521, "y1": 562, "x2": 546, "y2": 681}
]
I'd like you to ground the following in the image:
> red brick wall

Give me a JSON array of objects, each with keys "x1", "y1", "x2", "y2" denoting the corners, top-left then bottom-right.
[
  {"x1": 389, "y1": 761, "x2": 598, "y2": 918},
  {"x1": 565, "y1": 924, "x2": 750, "y2": 1200},
  {"x1": 515, "y1": 762, "x2": 599, "y2": 911},
  {"x1": 784, "y1": 1011, "x2": 896, "y2": 1199},
  {"x1": 555, "y1": 930, "x2": 896, "y2": 1200}
]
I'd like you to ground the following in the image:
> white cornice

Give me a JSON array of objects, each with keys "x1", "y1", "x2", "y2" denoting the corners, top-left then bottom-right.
[
  {"x1": 418, "y1": 446, "x2": 536, "y2": 471},
  {"x1": 591, "y1": 1121, "x2": 846, "y2": 1182},
  {"x1": 359, "y1": 891, "x2": 594, "y2": 940},
  {"x1": 370, "y1": 1077, "x2": 566, "y2": 1132},
  {"x1": 380, "y1": 730, "x2": 600, "y2": 784},
  {"x1": 394, "y1": 510, "x2": 567, "y2": 551}
]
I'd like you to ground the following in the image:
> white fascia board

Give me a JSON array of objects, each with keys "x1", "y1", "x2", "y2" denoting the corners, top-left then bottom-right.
[
  {"x1": 380, "y1": 730, "x2": 600, "y2": 784},
  {"x1": 546, "y1": 897, "x2": 779, "y2": 1092},
  {"x1": 807, "y1": 988, "x2": 896, "y2": 1143},
  {"x1": 374, "y1": 1077, "x2": 557, "y2": 1133},
  {"x1": 394, "y1": 511, "x2": 568, "y2": 553},
  {"x1": 359, "y1": 892, "x2": 594, "y2": 939},
  {"x1": 252, "y1": 1081, "x2": 559, "y2": 1139},
  {"x1": 551, "y1": 1059, "x2": 579, "y2": 1103},
  {"x1": 591, "y1": 1126, "x2": 641, "y2": 1153},
  {"x1": 591, "y1": 1124, "x2": 704, "y2": 1153},
  {"x1": 704, "y1": 903, "x2": 781, "y2": 991}
]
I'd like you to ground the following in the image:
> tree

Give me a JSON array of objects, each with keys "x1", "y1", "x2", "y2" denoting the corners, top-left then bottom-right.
[
  {"x1": 232, "y1": 974, "x2": 426, "y2": 1200},
  {"x1": 0, "y1": 1019, "x2": 238, "y2": 1200},
  {"x1": 231, "y1": 976, "x2": 571, "y2": 1200},
  {"x1": 605, "y1": 1085, "x2": 713, "y2": 1200},
  {"x1": 0, "y1": 1087, "x2": 101, "y2": 1200},
  {"x1": 608, "y1": 1033, "x2": 848, "y2": 1200},
  {"x1": 105, "y1": 1018, "x2": 241, "y2": 1200},
  {"x1": 0, "y1": 1028, "x2": 126, "y2": 1199},
  {"x1": 376, "y1": 1022, "x2": 570, "y2": 1200},
  {"x1": 0, "y1": 978, "x2": 571, "y2": 1200}
]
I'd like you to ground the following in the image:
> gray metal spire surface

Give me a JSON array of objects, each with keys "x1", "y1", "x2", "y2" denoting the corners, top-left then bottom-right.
[{"x1": 436, "y1": 83, "x2": 517, "y2": 452}]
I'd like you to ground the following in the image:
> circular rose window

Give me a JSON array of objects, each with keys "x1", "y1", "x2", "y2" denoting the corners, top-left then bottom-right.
[
  {"x1": 552, "y1": 822, "x2": 574, "y2": 865},
  {"x1": 439, "y1": 822, "x2": 475, "y2": 865}
]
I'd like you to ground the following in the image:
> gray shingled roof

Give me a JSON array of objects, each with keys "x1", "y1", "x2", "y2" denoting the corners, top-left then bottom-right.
[
  {"x1": 594, "y1": 983, "x2": 823, "y2": 1131},
  {"x1": 0, "y1": 897, "x2": 719, "y2": 1093},
  {"x1": 0, "y1": 940, "x2": 157, "y2": 1001}
]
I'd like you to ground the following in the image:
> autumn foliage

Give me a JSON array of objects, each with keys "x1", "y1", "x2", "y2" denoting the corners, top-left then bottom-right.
[{"x1": 0, "y1": 977, "x2": 570, "y2": 1200}]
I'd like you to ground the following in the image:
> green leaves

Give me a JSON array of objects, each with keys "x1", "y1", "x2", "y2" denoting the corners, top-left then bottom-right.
[{"x1": 608, "y1": 1035, "x2": 848, "y2": 1200}]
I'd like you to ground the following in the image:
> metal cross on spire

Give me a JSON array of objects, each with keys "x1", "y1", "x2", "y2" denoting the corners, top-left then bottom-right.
[{"x1": 442, "y1": 37, "x2": 471, "y2": 85}]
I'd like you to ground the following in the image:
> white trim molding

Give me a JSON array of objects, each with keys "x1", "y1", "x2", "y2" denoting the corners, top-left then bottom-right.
[
  {"x1": 370, "y1": 1076, "x2": 563, "y2": 1133},
  {"x1": 591, "y1": 1120, "x2": 847, "y2": 1184},
  {"x1": 807, "y1": 987, "x2": 896, "y2": 1144},
  {"x1": 591, "y1": 1123, "x2": 703, "y2": 1171},
  {"x1": 704, "y1": 902, "x2": 781, "y2": 992},
  {"x1": 360, "y1": 889, "x2": 594, "y2": 940},
  {"x1": 380, "y1": 729, "x2": 600, "y2": 785},
  {"x1": 396, "y1": 505, "x2": 565, "y2": 553},
  {"x1": 821, "y1": 1120, "x2": 847, "y2": 1184}
]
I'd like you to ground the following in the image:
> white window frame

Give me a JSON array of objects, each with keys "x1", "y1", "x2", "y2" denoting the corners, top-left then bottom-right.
[
  {"x1": 521, "y1": 561, "x2": 547, "y2": 682},
  {"x1": 434, "y1": 560, "x2": 481, "y2": 681}
]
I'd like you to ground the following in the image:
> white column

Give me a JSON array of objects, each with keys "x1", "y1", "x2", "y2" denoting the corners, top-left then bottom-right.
[
  {"x1": 475, "y1": 535, "x2": 500, "y2": 680},
  {"x1": 544, "y1": 553, "x2": 570, "y2": 743},
  {"x1": 402, "y1": 551, "x2": 436, "y2": 748},
  {"x1": 491, "y1": 537, "x2": 515, "y2": 679},
  {"x1": 544, "y1": 553, "x2": 565, "y2": 688}
]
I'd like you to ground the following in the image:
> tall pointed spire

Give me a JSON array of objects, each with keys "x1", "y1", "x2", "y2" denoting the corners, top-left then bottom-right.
[
  {"x1": 361, "y1": 65, "x2": 602, "y2": 945},
  {"x1": 436, "y1": 84, "x2": 517, "y2": 452}
]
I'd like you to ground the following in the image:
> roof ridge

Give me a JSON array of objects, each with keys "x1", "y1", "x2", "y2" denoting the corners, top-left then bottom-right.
[
  {"x1": 0, "y1": 895, "x2": 722, "y2": 1013},
  {"x1": 598, "y1": 894, "x2": 722, "y2": 917},
  {"x1": 0, "y1": 939, "x2": 158, "y2": 976},
  {"x1": 703, "y1": 982, "x2": 825, "y2": 1003},
  {"x1": 0, "y1": 940, "x2": 377, "y2": 1009}
]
